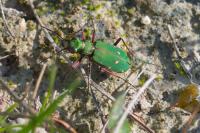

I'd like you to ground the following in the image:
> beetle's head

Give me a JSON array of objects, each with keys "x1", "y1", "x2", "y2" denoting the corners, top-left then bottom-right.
[{"x1": 69, "y1": 38, "x2": 83, "y2": 52}]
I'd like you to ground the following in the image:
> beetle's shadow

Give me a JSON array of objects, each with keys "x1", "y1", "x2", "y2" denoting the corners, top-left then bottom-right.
[{"x1": 82, "y1": 63, "x2": 109, "y2": 84}]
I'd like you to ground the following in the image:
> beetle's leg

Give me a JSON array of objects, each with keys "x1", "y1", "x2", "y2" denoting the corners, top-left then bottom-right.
[
  {"x1": 81, "y1": 30, "x2": 86, "y2": 41},
  {"x1": 114, "y1": 37, "x2": 134, "y2": 57},
  {"x1": 71, "y1": 56, "x2": 84, "y2": 69},
  {"x1": 91, "y1": 30, "x2": 95, "y2": 44},
  {"x1": 81, "y1": 16, "x2": 96, "y2": 41},
  {"x1": 113, "y1": 38, "x2": 121, "y2": 46},
  {"x1": 91, "y1": 19, "x2": 96, "y2": 44},
  {"x1": 100, "y1": 67, "x2": 136, "y2": 89},
  {"x1": 72, "y1": 61, "x2": 81, "y2": 69}
]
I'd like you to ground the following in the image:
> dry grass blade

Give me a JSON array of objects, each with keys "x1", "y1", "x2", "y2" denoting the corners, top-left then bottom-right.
[
  {"x1": 32, "y1": 63, "x2": 47, "y2": 100},
  {"x1": 114, "y1": 74, "x2": 156, "y2": 133}
]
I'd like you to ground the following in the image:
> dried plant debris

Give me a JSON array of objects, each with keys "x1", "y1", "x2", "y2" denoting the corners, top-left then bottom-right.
[{"x1": 175, "y1": 84, "x2": 200, "y2": 112}]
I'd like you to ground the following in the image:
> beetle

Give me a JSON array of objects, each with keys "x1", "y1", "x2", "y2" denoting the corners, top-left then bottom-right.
[
  {"x1": 68, "y1": 37, "x2": 132, "y2": 73},
  {"x1": 43, "y1": 21, "x2": 136, "y2": 86}
]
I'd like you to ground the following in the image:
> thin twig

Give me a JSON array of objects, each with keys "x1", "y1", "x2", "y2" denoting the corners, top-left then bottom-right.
[
  {"x1": 0, "y1": 0, "x2": 15, "y2": 38},
  {"x1": 167, "y1": 25, "x2": 179, "y2": 57},
  {"x1": 32, "y1": 63, "x2": 47, "y2": 100},
  {"x1": 182, "y1": 104, "x2": 200, "y2": 133},
  {"x1": 114, "y1": 74, "x2": 156, "y2": 133},
  {"x1": 0, "y1": 78, "x2": 35, "y2": 114},
  {"x1": 52, "y1": 117, "x2": 77, "y2": 133}
]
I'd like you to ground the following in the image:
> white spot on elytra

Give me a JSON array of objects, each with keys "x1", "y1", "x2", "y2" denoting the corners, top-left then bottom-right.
[
  {"x1": 115, "y1": 61, "x2": 119, "y2": 64},
  {"x1": 117, "y1": 51, "x2": 120, "y2": 55}
]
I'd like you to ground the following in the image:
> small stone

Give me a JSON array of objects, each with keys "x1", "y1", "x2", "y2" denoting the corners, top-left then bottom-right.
[
  {"x1": 141, "y1": 16, "x2": 151, "y2": 25},
  {"x1": 18, "y1": 18, "x2": 27, "y2": 33}
]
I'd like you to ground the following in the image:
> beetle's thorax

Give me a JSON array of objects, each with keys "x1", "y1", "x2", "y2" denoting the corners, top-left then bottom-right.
[{"x1": 70, "y1": 38, "x2": 94, "y2": 55}]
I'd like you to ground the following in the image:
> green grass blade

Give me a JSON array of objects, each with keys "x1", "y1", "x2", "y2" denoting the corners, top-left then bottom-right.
[
  {"x1": 40, "y1": 64, "x2": 57, "y2": 112},
  {"x1": 0, "y1": 103, "x2": 18, "y2": 124},
  {"x1": 108, "y1": 93, "x2": 131, "y2": 133},
  {"x1": 18, "y1": 76, "x2": 81, "y2": 133}
]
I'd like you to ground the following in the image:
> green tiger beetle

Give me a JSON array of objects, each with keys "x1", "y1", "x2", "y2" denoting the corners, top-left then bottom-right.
[
  {"x1": 40, "y1": 17, "x2": 144, "y2": 90},
  {"x1": 49, "y1": 19, "x2": 135, "y2": 77},
  {"x1": 68, "y1": 32, "x2": 132, "y2": 73}
]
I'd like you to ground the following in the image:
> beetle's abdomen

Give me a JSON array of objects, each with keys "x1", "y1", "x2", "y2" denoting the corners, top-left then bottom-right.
[{"x1": 92, "y1": 41, "x2": 131, "y2": 73}]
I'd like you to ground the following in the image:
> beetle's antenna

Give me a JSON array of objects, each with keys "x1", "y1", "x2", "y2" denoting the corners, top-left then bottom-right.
[
  {"x1": 100, "y1": 68, "x2": 137, "y2": 89},
  {"x1": 91, "y1": 18, "x2": 96, "y2": 43},
  {"x1": 40, "y1": 25, "x2": 65, "y2": 40}
]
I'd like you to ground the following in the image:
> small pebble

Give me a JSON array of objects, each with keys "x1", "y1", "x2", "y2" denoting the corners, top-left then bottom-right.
[
  {"x1": 18, "y1": 18, "x2": 27, "y2": 33},
  {"x1": 141, "y1": 16, "x2": 151, "y2": 25}
]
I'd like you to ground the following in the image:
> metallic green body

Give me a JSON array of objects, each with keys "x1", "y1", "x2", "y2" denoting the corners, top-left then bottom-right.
[{"x1": 69, "y1": 39, "x2": 131, "y2": 73}]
